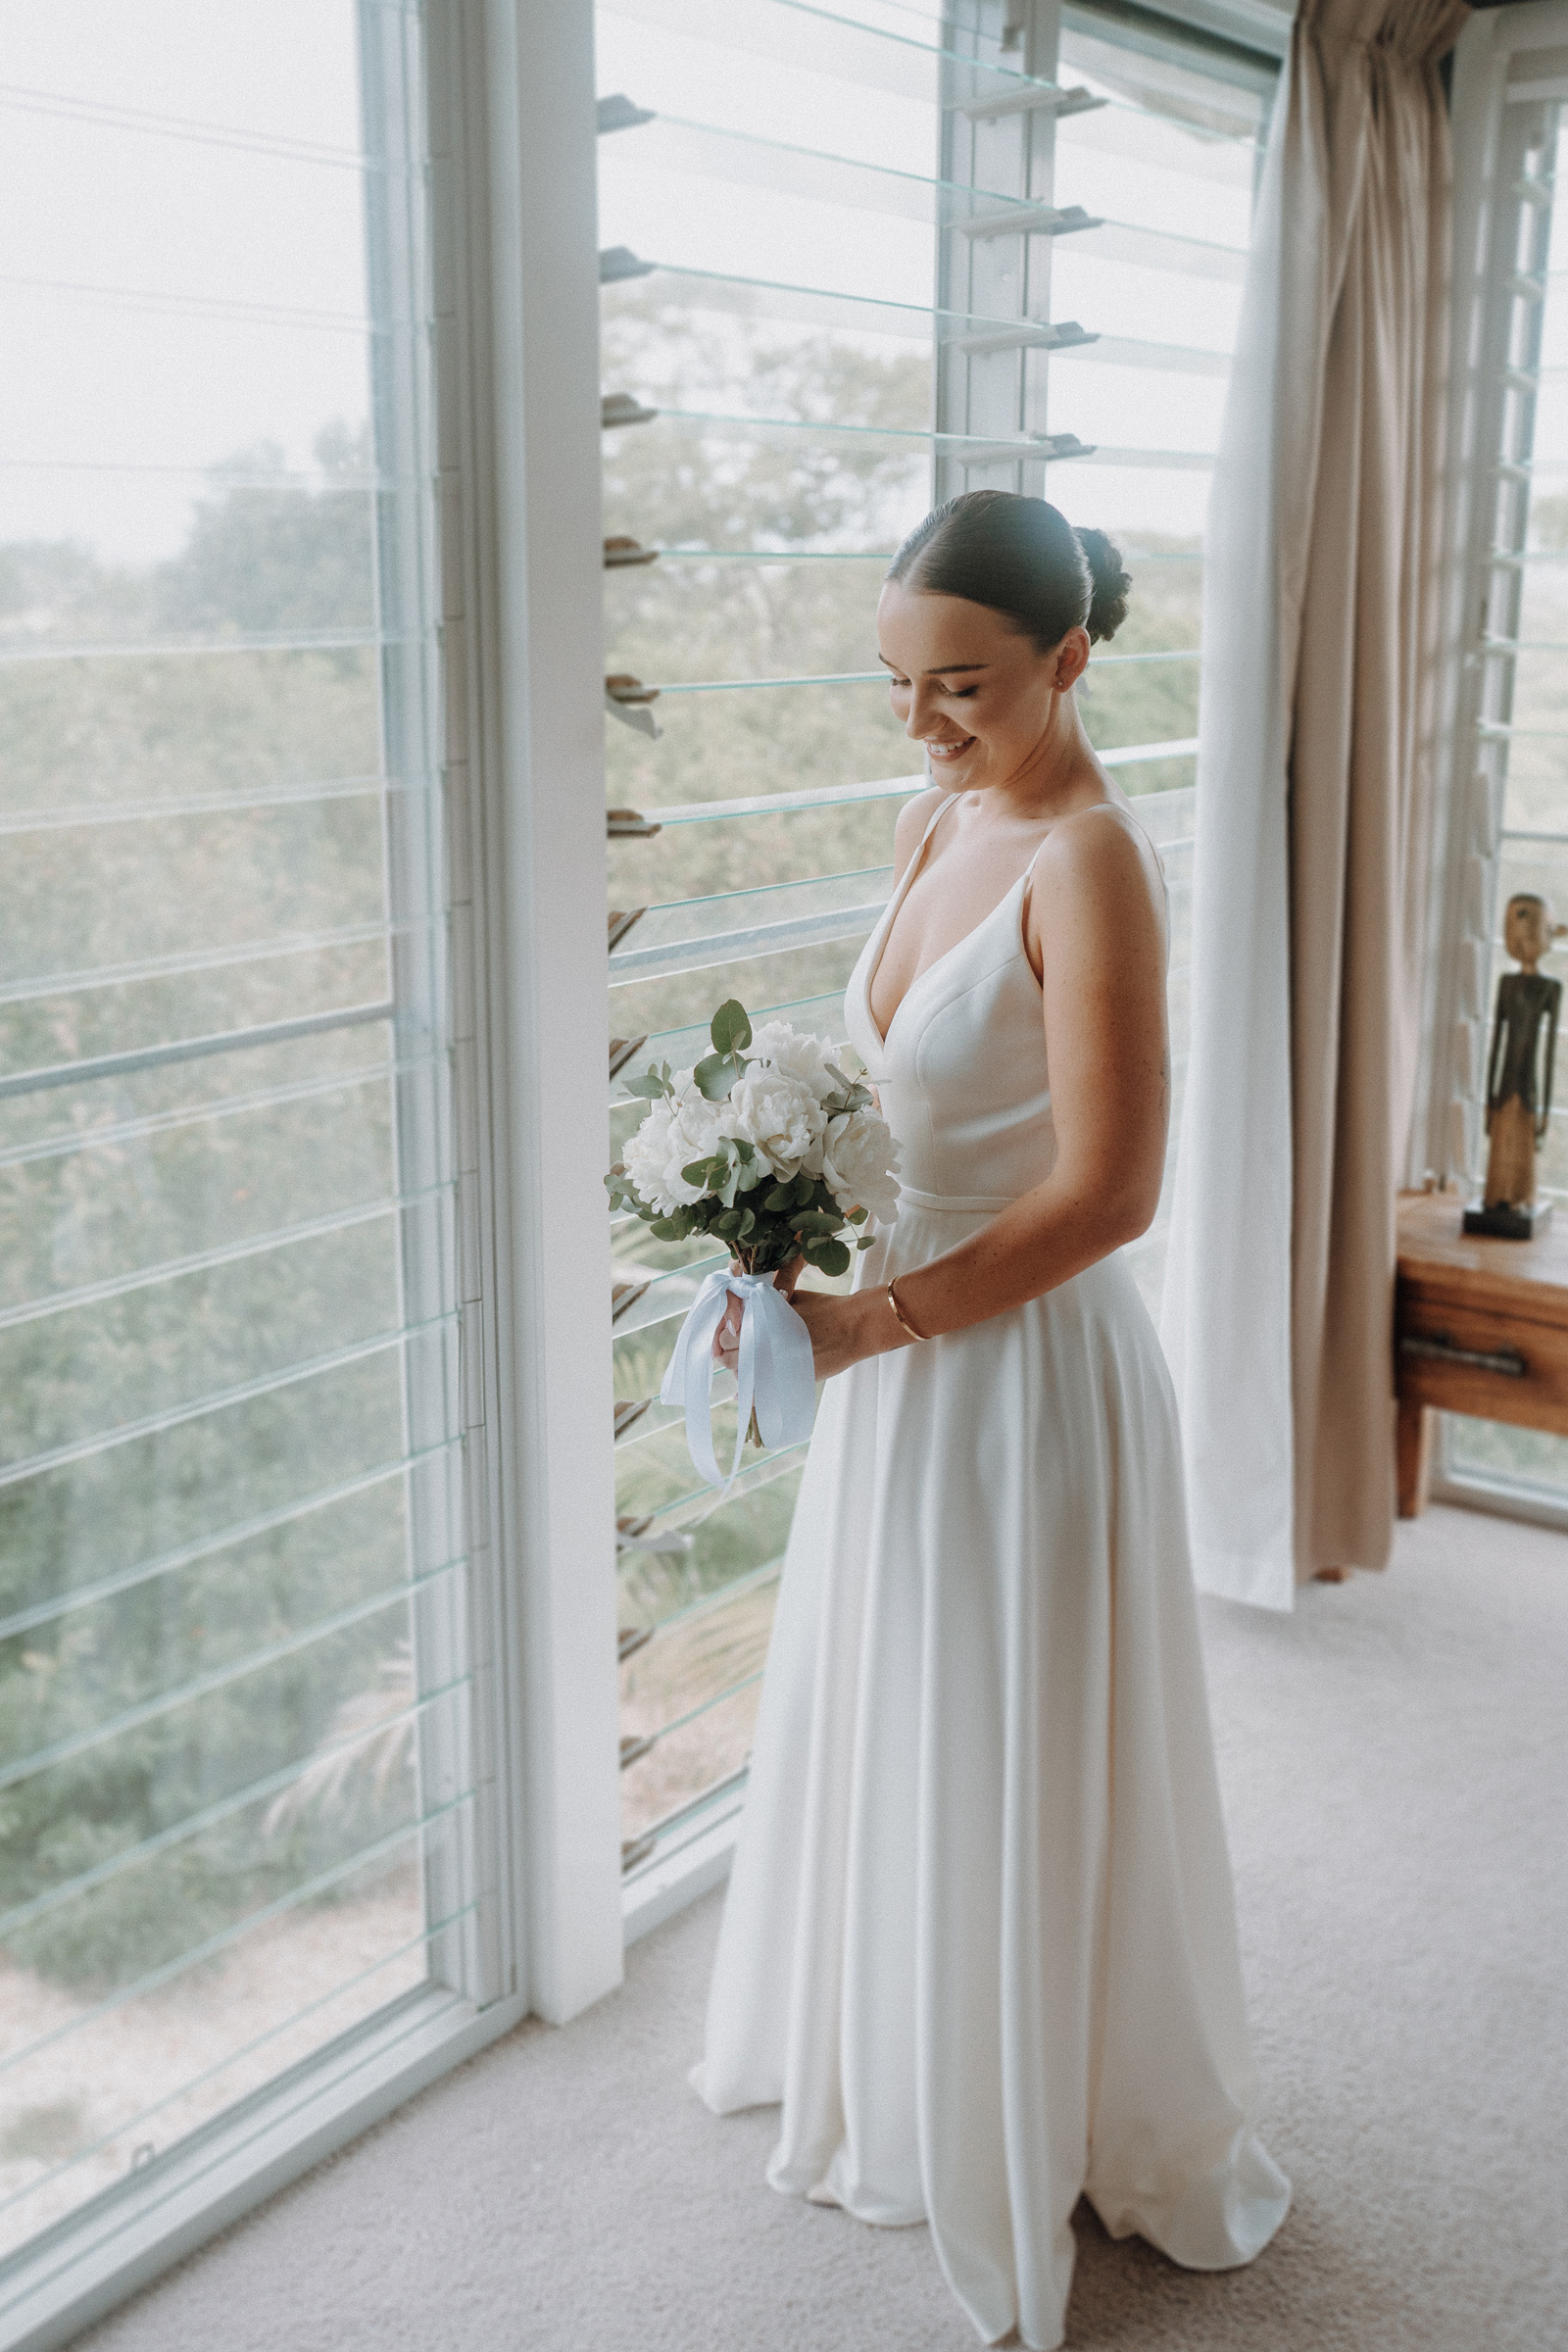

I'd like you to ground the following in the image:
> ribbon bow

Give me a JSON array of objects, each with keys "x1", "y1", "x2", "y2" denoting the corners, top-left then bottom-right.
[{"x1": 659, "y1": 1269, "x2": 817, "y2": 1489}]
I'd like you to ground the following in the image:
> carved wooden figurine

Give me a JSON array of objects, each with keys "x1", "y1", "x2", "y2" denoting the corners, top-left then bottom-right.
[{"x1": 1464, "y1": 893, "x2": 1565, "y2": 1240}]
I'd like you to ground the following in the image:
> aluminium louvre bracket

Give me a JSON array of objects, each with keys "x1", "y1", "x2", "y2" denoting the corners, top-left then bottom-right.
[
  {"x1": 956, "y1": 82, "x2": 1107, "y2": 122},
  {"x1": 958, "y1": 202, "x2": 1102, "y2": 241}
]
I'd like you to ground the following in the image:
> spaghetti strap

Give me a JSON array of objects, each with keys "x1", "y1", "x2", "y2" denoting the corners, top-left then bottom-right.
[{"x1": 916, "y1": 791, "x2": 958, "y2": 850}]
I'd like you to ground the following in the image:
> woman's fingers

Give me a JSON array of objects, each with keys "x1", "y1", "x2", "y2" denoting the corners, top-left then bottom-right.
[
  {"x1": 775, "y1": 1253, "x2": 807, "y2": 1299},
  {"x1": 712, "y1": 1293, "x2": 744, "y2": 1362}
]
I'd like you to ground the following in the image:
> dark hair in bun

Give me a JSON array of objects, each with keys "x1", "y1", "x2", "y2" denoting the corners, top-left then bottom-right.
[{"x1": 886, "y1": 488, "x2": 1132, "y2": 648}]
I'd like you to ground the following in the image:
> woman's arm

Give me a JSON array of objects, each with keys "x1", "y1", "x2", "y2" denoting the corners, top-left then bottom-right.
[{"x1": 790, "y1": 808, "x2": 1169, "y2": 1379}]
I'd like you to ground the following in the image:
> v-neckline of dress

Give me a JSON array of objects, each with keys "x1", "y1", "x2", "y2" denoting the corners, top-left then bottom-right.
[{"x1": 865, "y1": 797, "x2": 1038, "y2": 1052}]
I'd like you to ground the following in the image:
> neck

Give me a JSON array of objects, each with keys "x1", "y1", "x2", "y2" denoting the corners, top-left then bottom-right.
[{"x1": 972, "y1": 691, "x2": 1102, "y2": 825}]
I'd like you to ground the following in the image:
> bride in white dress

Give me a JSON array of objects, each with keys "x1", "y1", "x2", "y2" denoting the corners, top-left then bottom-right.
[{"x1": 693, "y1": 490, "x2": 1290, "y2": 2350}]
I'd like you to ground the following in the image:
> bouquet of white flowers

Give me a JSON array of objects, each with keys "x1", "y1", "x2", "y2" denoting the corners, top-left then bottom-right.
[{"x1": 608, "y1": 999, "x2": 901, "y2": 1484}]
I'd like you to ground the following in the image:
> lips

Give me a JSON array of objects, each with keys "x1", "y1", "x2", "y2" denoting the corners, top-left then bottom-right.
[{"x1": 925, "y1": 736, "x2": 975, "y2": 762}]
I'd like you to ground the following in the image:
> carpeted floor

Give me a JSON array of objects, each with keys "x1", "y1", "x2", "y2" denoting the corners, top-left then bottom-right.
[{"x1": 78, "y1": 1502, "x2": 1568, "y2": 2352}]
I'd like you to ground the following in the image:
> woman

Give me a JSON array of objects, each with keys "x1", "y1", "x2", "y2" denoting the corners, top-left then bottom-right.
[{"x1": 693, "y1": 490, "x2": 1290, "y2": 2351}]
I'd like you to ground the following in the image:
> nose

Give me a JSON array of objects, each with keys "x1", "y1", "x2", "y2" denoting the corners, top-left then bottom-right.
[{"x1": 904, "y1": 679, "x2": 940, "y2": 740}]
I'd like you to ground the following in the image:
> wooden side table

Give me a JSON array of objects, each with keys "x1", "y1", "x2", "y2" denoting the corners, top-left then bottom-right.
[{"x1": 1395, "y1": 1189, "x2": 1568, "y2": 1515}]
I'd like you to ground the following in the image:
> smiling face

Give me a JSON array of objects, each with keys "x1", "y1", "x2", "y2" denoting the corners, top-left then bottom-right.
[{"x1": 876, "y1": 580, "x2": 1088, "y2": 792}]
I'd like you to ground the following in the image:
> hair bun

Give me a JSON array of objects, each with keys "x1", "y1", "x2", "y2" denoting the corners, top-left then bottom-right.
[{"x1": 1075, "y1": 527, "x2": 1131, "y2": 644}]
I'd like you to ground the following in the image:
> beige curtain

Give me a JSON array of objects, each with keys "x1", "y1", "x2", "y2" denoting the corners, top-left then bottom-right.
[
  {"x1": 1285, "y1": 0, "x2": 1468, "y2": 1575},
  {"x1": 1162, "y1": 0, "x2": 1467, "y2": 1606}
]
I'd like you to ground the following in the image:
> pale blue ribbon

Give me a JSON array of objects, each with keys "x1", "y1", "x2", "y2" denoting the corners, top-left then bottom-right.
[{"x1": 659, "y1": 1268, "x2": 816, "y2": 1489}]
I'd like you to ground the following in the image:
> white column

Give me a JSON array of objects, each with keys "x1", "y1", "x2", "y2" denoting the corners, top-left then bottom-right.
[{"x1": 431, "y1": 0, "x2": 624, "y2": 2026}]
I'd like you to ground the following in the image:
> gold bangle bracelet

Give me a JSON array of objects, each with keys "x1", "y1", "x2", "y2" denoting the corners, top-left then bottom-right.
[{"x1": 886, "y1": 1277, "x2": 928, "y2": 1344}]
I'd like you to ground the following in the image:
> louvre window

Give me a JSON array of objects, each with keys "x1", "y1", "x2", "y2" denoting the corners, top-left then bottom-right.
[
  {"x1": 1431, "y1": 64, "x2": 1568, "y2": 1504},
  {"x1": 0, "y1": 0, "x2": 479, "y2": 2294},
  {"x1": 599, "y1": 0, "x2": 1279, "y2": 1904}
]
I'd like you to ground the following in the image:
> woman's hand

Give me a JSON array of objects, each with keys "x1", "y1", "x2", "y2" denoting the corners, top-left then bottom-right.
[
  {"x1": 712, "y1": 1260, "x2": 907, "y2": 1381},
  {"x1": 784, "y1": 1286, "x2": 899, "y2": 1380},
  {"x1": 711, "y1": 1255, "x2": 805, "y2": 1365}
]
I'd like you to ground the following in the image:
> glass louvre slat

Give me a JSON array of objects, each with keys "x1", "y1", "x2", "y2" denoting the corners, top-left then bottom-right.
[
  {"x1": 624, "y1": 737, "x2": 1193, "y2": 826},
  {"x1": 601, "y1": 257, "x2": 1082, "y2": 346},
  {"x1": 0, "y1": 629, "x2": 388, "y2": 663},
  {"x1": 0, "y1": 1656, "x2": 468, "y2": 1942},
  {"x1": 0, "y1": 1581, "x2": 427, "y2": 1799},
  {"x1": 0, "y1": 1052, "x2": 427, "y2": 1173},
  {"x1": 602, "y1": 0, "x2": 1077, "y2": 111},
  {"x1": 624, "y1": 405, "x2": 1084, "y2": 455},
  {"x1": 0, "y1": 775, "x2": 391, "y2": 836},
  {"x1": 0, "y1": 917, "x2": 412, "y2": 1008},
  {"x1": 607, "y1": 111, "x2": 1092, "y2": 229},
  {"x1": 0, "y1": 1184, "x2": 452, "y2": 1329},
  {"x1": 643, "y1": 776, "x2": 924, "y2": 821},
  {"x1": 0, "y1": 999, "x2": 396, "y2": 1100},
  {"x1": 0, "y1": 1440, "x2": 462, "y2": 1645},
  {"x1": 632, "y1": 648, "x2": 1197, "y2": 688},
  {"x1": 0, "y1": 269, "x2": 372, "y2": 333},
  {"x1": 0, "y1": 1793, "x2": 471, "y2": 2086},
  {"x1": 0, "y1": 1307, "x2": 454, "y2": 1490},
  {"x1": 610, "y1": 865, "x2": 893, "y2": 981}
]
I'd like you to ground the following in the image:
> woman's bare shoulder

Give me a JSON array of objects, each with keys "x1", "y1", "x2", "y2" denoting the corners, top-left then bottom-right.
[
  {"x1": 892, "y1": 784, "x2": 948, "y2": 881},
  {"x1": 1032, "y1": 802, "x2": 1166, "y2": 956},
  {"x1": 1038, "y1": 800, "x2": 1159, "y2": 893}
]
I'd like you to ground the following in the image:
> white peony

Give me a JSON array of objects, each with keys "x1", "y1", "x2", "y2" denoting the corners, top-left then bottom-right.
[
  {"x1": 622, "y1": 1076, "x2": 726, "y2": 1213},
  {"x1": 819, "y1": 1107, "x2": 901, "y2": 1224},
  {"x1": 726, "y1": 1066, "x2": 826, "y2": 1181},
  {"x1": 621, "y1": 1097, "x2": 679, "y2": 1212},
  {"x1": 746, "y1": 1019, "x2": 842, "y2": 1104}
]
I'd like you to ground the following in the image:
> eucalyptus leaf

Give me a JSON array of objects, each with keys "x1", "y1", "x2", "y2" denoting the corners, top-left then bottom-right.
[
  {"x1": 621, "y1": 1069, "x2": 669, "y2": 1101},
  {"x1": 813, "y1": 1239, "x2": 852, "y2": 1277},
  {"x1": 762, "y1": 1186, "x2": 795, "y2": 1211},
  {"x1": 710, "y1": 1000, "x2": 754, "y2": 1055},
  {"x1": 693, "y1": 1051, "x2": 739, "y2": 1102}
]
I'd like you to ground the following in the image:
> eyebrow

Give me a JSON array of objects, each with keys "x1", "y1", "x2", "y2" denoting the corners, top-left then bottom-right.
[{"x1": 877, "y1": 657, "x2": 991, "y2": 675}]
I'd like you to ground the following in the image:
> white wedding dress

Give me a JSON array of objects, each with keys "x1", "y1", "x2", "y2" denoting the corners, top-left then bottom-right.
[{"x1": 691, "y1": 795, "x2": 1290, "y2": 2350}]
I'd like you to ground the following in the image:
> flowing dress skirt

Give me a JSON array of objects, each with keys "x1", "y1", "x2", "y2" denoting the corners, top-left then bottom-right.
[{"x1": 692, "y1": 1200, "x2": 1290, "y2": 2352}]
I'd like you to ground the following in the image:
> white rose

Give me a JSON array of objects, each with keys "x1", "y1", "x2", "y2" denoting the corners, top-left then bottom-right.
[
  {"x1": 746, "y1": 1019, "x2": 841, "y2": 1104},
  {"x1": 726, "y1": 1066, "x2": 825, "y2": 1180},
  {"x1": 819, "y1": 1107, "x2": 901, "y2": 1224}
]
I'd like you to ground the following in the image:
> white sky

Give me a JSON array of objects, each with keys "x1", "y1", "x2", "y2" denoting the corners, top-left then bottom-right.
[{"x1": 0, "y1": 0, "x2": 1253, "y2": 566}]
